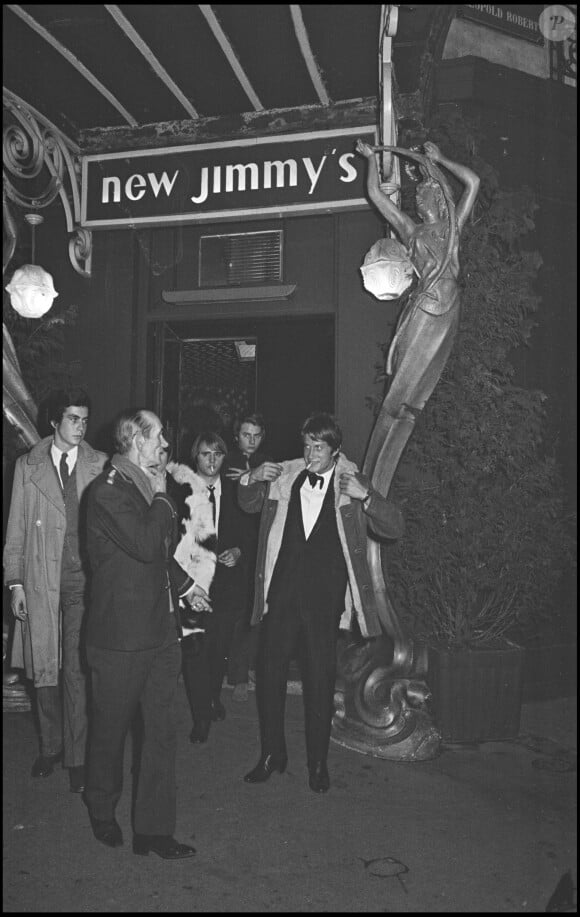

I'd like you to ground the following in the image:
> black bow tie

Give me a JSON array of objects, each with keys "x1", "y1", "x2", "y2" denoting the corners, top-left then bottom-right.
[{"x1": 307, "y1": 471, "x2": 324, "y2": 490}]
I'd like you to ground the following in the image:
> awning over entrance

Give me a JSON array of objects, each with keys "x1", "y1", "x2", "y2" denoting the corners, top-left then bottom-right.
[{"x1": 3, "y1": 4, "x2": 448, "y2": 153}]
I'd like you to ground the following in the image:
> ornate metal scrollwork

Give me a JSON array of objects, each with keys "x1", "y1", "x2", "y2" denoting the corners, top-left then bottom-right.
[{"x1": 3, "y1": 97, "x2": 92, "y2": 277}]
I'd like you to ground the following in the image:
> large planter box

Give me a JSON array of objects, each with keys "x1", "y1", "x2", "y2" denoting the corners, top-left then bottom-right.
[{"x1": 427, "y1": 644, "x2": 525, "y2": 743}]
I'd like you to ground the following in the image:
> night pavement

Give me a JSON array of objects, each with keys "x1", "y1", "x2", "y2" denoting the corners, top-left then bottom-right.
[{"x1": 3, "y1": 680, "x2": 577, "y2": 913}]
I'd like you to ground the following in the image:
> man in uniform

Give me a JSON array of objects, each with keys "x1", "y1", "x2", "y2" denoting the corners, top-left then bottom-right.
[{"x1": 84, "y1": 408, "x2": 210, "y2": 858}]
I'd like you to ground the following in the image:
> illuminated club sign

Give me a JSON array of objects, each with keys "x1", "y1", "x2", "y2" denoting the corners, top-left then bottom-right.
[{"x1": 81, "y1": 126, "x2": 377, "y2": 229}]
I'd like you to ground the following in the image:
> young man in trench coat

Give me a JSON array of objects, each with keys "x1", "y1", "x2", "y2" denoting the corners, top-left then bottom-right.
[{"x1": 3, "y1": 388, "x2": 107, "y2": 793}]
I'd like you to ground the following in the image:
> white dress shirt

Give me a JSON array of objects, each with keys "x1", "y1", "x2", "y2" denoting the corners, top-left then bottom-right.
[
  {"x1": 300, "y1": 465, "x2": 335, "y2": 539},
  {"x1": 50, "y1": 443, "x2": 78, "y2": 487}
]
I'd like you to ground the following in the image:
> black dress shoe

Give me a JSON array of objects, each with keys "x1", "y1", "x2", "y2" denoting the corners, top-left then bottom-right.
[
  {"x1": 244, "y1": 753, "x2": 288, "y2": 783},
  {"x1": 90, "y1": 816, "x2": 123, "y2": 848},
  {"x1": 210, "y1": 698, "x2": 226, "y2": 721},
  {"x1": 308, "y1": 761, "x2": 330, "y2": 794},
  {"x1": 189, "y1": 718, "x2": 211, "y2": 743},
  {"x1": 31, "y1": 751, "x2": 63, "y2": 778},
  {"x1": 133, "y1": 834, "x2": 196, "y2": 859},
  {"x1": 68, "y1": 765, "x2": 85, "y2": 794}
]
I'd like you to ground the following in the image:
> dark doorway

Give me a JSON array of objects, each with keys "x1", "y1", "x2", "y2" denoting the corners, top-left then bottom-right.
[{"x1": 148, "y1": 314, "x2": 335, "y2": 461}]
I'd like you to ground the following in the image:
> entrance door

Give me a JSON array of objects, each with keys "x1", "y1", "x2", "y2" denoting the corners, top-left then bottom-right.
[{"x1": 149, "y1": 314, "x2": 334, "y2": 461}]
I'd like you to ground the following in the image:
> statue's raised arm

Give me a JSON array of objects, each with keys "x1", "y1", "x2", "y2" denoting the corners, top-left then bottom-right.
[{"x1": 355, "y1": 140, "x2": 417, "y2": 245}]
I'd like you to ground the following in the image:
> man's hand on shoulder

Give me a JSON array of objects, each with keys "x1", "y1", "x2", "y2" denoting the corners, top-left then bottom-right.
[
  {"x1": 248, "y1": 461, "x2": 283, "y2": 484},
  {"x1": 339, "y1": 471, "x2": 370, "y2": 503}
]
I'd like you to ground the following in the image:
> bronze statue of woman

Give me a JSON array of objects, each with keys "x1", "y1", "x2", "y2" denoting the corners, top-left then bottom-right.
[
  {"x1": 330, "y1": 143, "x2": 479, "y2": 757},
  {"x1": 356, "y1": 140, "x2": 480, "y2": 479}
]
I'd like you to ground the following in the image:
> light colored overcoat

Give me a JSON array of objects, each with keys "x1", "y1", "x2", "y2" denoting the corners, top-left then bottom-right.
[
  {"x1": 239, "y1": 454, "x2": 404, "y2": 638},
  {"x1": 3, "y1": 436, "x2": 107, "y2": 686}
]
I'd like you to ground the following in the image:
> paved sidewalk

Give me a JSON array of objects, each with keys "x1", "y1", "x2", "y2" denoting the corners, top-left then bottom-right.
[{"x1": 3, "y1": 683, "x2": 577, "y2": 913}]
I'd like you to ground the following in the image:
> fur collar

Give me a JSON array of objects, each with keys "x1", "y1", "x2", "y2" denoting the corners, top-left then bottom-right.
[{"x1": 167, "y1": 462, "x2": 217, "y2": 594}]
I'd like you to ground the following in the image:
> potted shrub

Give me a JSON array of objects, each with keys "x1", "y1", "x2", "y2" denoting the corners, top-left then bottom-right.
[{"x1": 373, "y1": 115, "x2": 576, "y2": 742}]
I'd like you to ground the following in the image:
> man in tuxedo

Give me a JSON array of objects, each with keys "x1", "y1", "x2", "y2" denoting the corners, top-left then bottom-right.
[
  {"x1": 84, "y1": 408, "x2": 210, "y2": 858},
  {"x1": 239, "y1": 412, "x2": 404, "y2": 793}
]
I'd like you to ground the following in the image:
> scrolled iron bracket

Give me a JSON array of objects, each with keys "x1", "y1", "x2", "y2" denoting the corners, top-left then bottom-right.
[{"x1": 3, "y1": 97, "x2": 92, "y2": 277}]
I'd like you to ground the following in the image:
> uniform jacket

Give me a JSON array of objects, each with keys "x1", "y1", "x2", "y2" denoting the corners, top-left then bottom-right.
[
  {"x1": 238, "y1": 454, "x2": 404, "y2": 638},
  {"x1": 3, "y1": 436, "x2": 107, "y2": 686},
  {"x1": 85, "y1": 464, "x2": 194, "y2": 652}
]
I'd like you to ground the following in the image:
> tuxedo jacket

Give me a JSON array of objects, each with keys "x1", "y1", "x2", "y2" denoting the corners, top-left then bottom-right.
[{"x1": 238, "y1": 453, "x2": 404, "y2": 638}]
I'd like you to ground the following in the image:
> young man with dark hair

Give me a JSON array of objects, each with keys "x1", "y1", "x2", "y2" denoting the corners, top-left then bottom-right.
[
  {"x1": 3, "y1": 387, "x2": 107, "y2": 794},
  {"x1": 239, "y1": 412, "x2": 404, "y2": 793}
]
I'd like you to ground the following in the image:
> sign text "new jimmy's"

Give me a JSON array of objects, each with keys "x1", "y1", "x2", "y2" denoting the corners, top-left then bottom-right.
[{"x1": 81, "y1": 127, "x2": 376, "y2": 228}]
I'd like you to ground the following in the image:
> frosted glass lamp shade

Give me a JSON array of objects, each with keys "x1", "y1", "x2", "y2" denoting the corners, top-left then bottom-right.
[
  {"x1": 5, "y1": 264, "x2": 58, "y2": 318},
  {"x1": 360, "y1": 238, "x2": 414, "y2": 301}
]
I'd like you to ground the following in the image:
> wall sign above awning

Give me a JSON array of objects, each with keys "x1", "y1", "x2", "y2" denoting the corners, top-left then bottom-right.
[
  {"x1": 81, "y1": 127, "x2": 377, "y2": 229},
  {"x1": 458, "y1": 5, "x2": 546, "y2": 45}
]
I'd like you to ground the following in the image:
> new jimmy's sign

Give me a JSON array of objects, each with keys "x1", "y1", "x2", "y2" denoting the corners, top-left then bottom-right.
[{"x1": 81, "y1": 127, "x2": 377, "y2": 229}]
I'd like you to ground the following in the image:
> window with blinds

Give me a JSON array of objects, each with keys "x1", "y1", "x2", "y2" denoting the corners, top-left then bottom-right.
[{"x1": 199, "y1": 230, "x2": 283, "y2": 287}]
